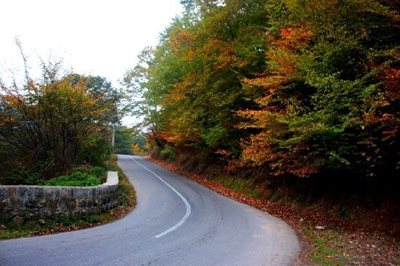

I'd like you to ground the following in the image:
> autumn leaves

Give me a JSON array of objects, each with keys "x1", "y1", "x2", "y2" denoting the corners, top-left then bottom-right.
[{"x1": 128, "y1": 0, "x2": 399, "y2": 181}]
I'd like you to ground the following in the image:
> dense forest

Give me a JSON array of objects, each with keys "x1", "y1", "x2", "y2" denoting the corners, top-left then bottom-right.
[{"x1": 125, "y1": 0, "x2": 399, "y2": 196}]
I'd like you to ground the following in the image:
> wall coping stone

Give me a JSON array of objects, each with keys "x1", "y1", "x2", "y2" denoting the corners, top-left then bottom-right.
[
  {"x1": 103, "y1": 171, "x2": 118, "y2": 186},
  {"x1": 0, "y1": 171, "x2": 119, "y2": 189}
]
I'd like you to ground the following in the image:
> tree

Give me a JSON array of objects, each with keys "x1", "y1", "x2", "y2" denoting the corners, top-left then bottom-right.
[
  {"x1": 0, "y1": 64, "x2": 120, "y2": 182},
  {"x1": 239, "y1": 0, "x2": 400, "y2": 179},
  {"x1": 126, "y1": 0, "x2": 399, "y2": 184},
  {"x1": 127, "y1": 0, "x2": 269, "y2": 162},
  {"x1": 114, "y1": 127, "x2": 134, "y2": 155}
]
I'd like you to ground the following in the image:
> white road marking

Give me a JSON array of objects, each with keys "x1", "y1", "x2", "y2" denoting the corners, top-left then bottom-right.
[{"x1": 132, "y1": 156, "x2": 191, "y2": 238}]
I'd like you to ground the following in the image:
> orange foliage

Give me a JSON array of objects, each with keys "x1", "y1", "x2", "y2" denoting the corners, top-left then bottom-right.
[
  {"x1": 169, "y1": 29, "x2": 195, "y2": 53},
  {"x1": 201, "y1": 39, "x2": 234, "y2": 70},
  {"x1": 242, "y1": 132, "x2": 318, "y2": 176},
  {"x1": 163, "y1": 73, "x2": 202, "y2": 104},
  {"x1": 271, "y1": 27, "x2": 313, "y2": 51},
  {"x1": 154, "y1": 130, "x2": 201, "y2": 144},
  {"x1": 242, "y1": 76, "x2": 285, "y2": 94},
  {"x1": 238, "y1": 26, "x2": 315, "y2": 175}
]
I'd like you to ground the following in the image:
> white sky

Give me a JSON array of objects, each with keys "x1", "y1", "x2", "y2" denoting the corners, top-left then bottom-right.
[{"x1": 0, "y1": 0, "x2": 183, "y2": 85}]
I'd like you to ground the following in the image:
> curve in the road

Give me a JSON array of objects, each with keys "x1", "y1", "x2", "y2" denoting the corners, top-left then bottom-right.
[
  {"x1": 132, "y1": 157, "x2": 191, "y2": 239},
  {"x1": 0, "y1": 155, "x2": 299, "y2": 266}
]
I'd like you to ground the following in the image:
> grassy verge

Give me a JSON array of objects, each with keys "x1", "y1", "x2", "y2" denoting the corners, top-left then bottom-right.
[
  {"x1": 0, "y1": 155, "x2": 136, "y2": 240},
  {"x1": 214, "y1": 175, "x2": 262, "y2": 199}
]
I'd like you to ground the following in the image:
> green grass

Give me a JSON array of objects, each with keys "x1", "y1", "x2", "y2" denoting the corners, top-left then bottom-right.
[
  {"x1": 0, "y1": 155, "x2": 136, "y2": 240},
  {"x1": 302, "y1": 227, "x2": 344, "y2": 266},
  {"x1": 43, "y1": 164, "x2": 110, "y2": 186},
  {"x1": 216, "y1": 175, "x2": 262, "y2": 198}
]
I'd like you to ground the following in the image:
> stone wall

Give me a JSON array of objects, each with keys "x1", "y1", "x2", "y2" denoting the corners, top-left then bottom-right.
[{"x1": 0, "y1": 171, "x2": 119, "y2": 221}]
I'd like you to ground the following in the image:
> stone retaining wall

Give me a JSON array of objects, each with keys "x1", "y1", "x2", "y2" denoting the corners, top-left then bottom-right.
[{"x1": 0, "y1": 171, "x2": 119, "y2": 222}]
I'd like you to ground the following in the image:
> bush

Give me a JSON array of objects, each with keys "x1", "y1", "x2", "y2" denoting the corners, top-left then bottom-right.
[
  {"x1": 44, "y1": 172, "x2": 102, "y2": 187},
  {"x1": 0, "y1": 72, "x2": 118, "y2": 183},
  {"x1": 0, "y1": 169, "x2": 41, "y2": 185},
  {"x1": 160, "y1": 144, "x2": 176, "y2": 160}
]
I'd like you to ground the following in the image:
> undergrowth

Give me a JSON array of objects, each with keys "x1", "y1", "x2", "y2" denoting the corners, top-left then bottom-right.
[{"x1": 44, "y1": 172, "x2": 102, "y2": 186}]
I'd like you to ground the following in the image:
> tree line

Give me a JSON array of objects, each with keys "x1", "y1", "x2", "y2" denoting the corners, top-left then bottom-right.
[{"x1": 125, "y1": 0, "x2": 399, "y2": 188}]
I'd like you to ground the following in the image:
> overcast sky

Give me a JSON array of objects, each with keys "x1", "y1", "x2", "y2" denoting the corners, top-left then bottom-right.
[{"x1": 0, "y1": 0, "x2": 183, "y2": 86}]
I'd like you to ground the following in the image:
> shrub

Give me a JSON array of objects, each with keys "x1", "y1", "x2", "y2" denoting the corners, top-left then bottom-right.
[{"x1": 44, "y1": 172, "x2": 102, "y2": 187}]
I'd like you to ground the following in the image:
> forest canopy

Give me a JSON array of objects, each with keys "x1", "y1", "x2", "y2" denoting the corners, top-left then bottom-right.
[{"x1": 125, "y1": 0, "x2": 399, "y2": 183}]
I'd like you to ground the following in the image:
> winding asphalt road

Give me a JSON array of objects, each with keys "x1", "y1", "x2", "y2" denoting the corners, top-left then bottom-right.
[{"x1": 0, "y1": 155, "x2": 299, "y2": 265}]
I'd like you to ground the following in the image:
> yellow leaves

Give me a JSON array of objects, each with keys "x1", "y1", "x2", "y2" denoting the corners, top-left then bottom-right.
[
  {"x1": 241, "y1": 131, "x2": 276, "y2": 165},
  {"x1": 162, "y1": 71, "x2": 207, "y2": 106},
  {"x1": 169, "y1": 28, "x2": 198, "y2": 61},
  {"x1": 237, "y1": 109, "x2": 271, "y2": 129},
  {"x1": 163, "y1": 75, "x2": 193, "y2": 104},
  {"x1": 1, "y1": 94, "x2": 21, "y2": 107},
  {"x1": 242, "y1": 76, "x2": 285, "y2": 93},
  {"x1": 156, "y1": 128, "x2": 200, "y2": 144},
  {"x1": 132, "y1": 144, "x2": 142, "y2": 155}
]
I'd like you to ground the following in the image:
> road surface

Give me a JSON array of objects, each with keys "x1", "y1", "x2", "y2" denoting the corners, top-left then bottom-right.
[{"x1": 0, "y1": 155, "x2": 299, "y2": 265}]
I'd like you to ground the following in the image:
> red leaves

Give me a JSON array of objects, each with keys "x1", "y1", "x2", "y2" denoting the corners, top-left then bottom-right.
[
  {"x1": 361, "y1": 66, "x2": 400, "y2": 140},
  {"x1": 382, "y1": 67, "x2": 400, "y2": 99}
]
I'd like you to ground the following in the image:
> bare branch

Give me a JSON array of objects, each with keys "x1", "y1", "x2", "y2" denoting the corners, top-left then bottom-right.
[{"x1": 15, "y1": 37, "x2": 31, "y2": 84}]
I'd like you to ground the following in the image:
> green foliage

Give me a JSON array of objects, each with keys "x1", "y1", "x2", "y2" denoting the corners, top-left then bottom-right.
[
  {"x1": 78, "y1": 135, "x2": 112, "y2": 166},
  {"x1": 126, "y1": 0, "x2": 269, "y2": 160},
  {"x1": 238, "y1": 0, "x2": 400, "y2": 179},
  {"x1": 73, "y1": 165, "x2": 106, "y2": 179},
  {"x1": 114, "y1": 127, "x2": 134, "y2": 155},
  {"x1": 113, "y1": 127, "x2": 148, "y2": 155},
  {"x1": 44, "y1": 172, "x2": 102, "y2": 187},
  {"x1": 159, "y1": 144, "x2": 176, "y2": 160},
  {"x1": 303, "y1": 227, "x2": 344, "y2": 266},
  {"x1": 127, "y1": 0, "x2": 400, "y2": 187},
  {"x1": 72, "y1": 74, "x2": 122, "y2": 125},
  {"x1": 216, "y1": 175, "x2": 262, "y2": 198},
  {"x1": 0, "y1": 169, "x2": 41, "y2": 186}
]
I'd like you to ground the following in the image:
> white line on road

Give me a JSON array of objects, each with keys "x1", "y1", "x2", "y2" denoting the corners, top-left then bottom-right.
[{"x1": 132, "y1": 156, "x2": 192, "y2": 238}]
